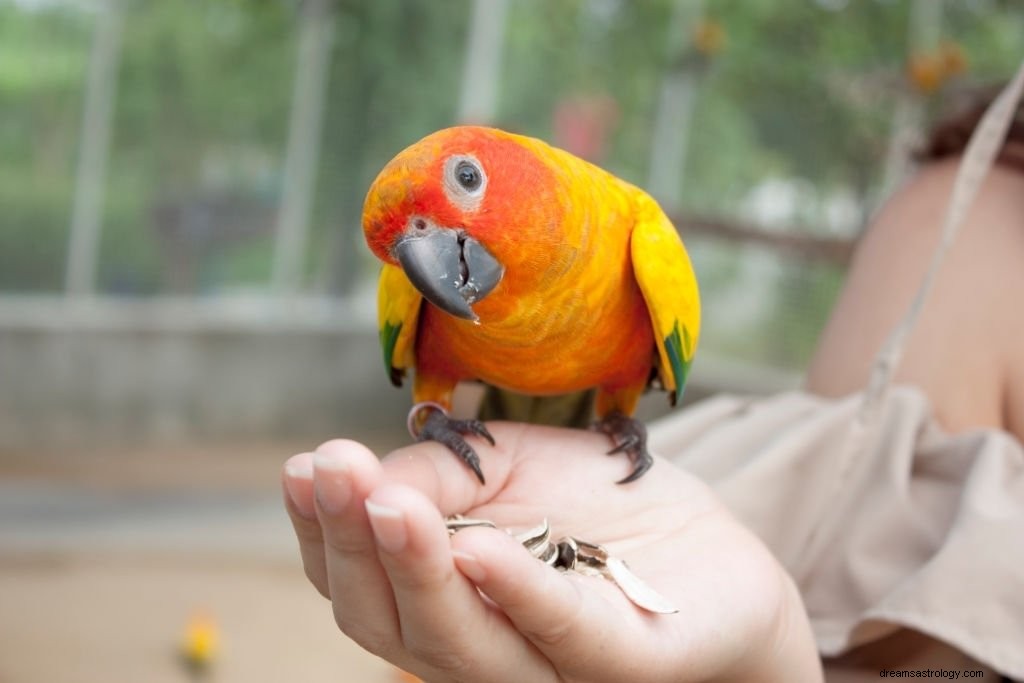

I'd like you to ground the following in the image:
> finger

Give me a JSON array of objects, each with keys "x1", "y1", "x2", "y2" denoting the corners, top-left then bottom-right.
[
  {"x1": 450, "y1": 526, "x2": 644, "y2": 679},
  {"x1": 365, "y1": 484, "x2": 556, "y2": 682},
  {"x1": 379, "y1": 421, "x2": 526, "y2": 515},
  {"x1": 282, "y1": 452, "x2": 329, "y2": 598},
  {"x1": 312, "y1": 439, "x2": 401, "y2": 655}
]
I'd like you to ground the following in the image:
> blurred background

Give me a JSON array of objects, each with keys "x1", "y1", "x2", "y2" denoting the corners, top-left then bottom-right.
[{"x1": 0, "y1": 0, "x2": 1020, "y2": 680}]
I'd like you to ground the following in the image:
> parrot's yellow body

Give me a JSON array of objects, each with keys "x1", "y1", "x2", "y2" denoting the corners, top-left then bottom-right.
[{"x1": 364, "y1": 126, "x2": 700, "y2": 483}]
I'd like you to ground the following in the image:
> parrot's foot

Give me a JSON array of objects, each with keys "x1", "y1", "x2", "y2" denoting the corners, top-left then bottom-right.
[
  {"x1": 407, "y1": 402, "x2": 495, "y2": 484},
  {"x1": 596, "y1": 412, "x2": 653, "y2": 484}
]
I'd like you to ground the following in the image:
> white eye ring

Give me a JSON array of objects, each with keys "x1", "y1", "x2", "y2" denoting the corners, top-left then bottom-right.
[{"x1": 442, "y1": 154, "x2": 487, "y2": 212}]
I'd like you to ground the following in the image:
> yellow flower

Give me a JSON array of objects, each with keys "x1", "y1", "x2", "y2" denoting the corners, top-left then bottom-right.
[
  {"x1": 180, "y1": 610, "x2": 219, "y2": 672},
  {"x1": 692, "y1": 18, "x2": 726, "y2": 57},
  {"x1": 907, "y1": 51, "x2": 944, "y2": 93},
  {"x1": 907, "y1": 42, "x2": 968, "y2": 94}
]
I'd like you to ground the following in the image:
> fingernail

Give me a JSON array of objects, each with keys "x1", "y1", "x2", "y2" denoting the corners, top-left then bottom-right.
[
  {"x1": 313, "y1": 451, "x2": 351, "y2": 515},
  {"x1": 452, "y1": 550, "x2": 486, "y2": 583},
  {"x1": 365, "y1": 500, "x2": 407, "y2": 554},
  {"x1": 283, "y1": 453, "x2": 316, "y2": 519}
]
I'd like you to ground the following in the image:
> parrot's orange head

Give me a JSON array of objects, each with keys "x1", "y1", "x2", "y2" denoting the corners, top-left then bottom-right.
[{"x1": 363, "y1": 126, "x2": 562, "y2": 322}]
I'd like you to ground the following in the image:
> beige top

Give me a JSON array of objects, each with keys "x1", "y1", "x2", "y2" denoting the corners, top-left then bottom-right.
[
  {"x1": 653, "y1": 63, "x2": 1024, "y2": 680},
  {"x1": 653, "y1": 388, "x2": 1023, "y2": 679}
]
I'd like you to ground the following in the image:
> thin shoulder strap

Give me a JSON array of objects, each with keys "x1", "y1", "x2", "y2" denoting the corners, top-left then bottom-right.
[
  {"x1": 861, "y1": 60, "x2": 1024, "y2": 413},
  {"x1": 798, "y1": 66, "x2": 1024, "y2": 572}
]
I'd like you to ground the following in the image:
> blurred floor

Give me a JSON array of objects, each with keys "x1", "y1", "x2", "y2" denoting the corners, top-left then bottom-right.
[{"x1": 0, "y1": 436, "x2": 409, "y2": 683}]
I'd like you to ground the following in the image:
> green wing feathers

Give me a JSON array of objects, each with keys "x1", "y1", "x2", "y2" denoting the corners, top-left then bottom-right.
[
  {"x1": 377, "y1": 263, "x2": 422, "y2": 387},
  {"x1": 663, "y1": 320, "x2": 696, "y2": 405},
  {"x1": 630, "y1": 200, "x2": 701, "y2": 404}
]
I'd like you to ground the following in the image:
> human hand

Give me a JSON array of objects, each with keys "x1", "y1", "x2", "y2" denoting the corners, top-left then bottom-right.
[{"x1": 282, "y1": 422, "x2": 822, "y2": 683}]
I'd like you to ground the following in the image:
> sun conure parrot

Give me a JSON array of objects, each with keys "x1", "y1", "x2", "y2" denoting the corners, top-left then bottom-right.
[{"x1": 363, "y1": 126, "x2": 700, "y2": 484}]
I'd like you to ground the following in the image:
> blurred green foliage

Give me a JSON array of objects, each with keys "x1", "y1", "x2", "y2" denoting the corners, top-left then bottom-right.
[{"x1": 0, "y1": 0, "x2": 1020, "y2": 368}]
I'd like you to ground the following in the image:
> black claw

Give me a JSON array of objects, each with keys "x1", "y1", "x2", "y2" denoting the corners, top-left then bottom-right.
[
  {"x1": 418, "y1": 409, "x2": 489, "y2": 484},
  {"x1": 595, "y1": 412, "x2": 654, "y2": 485},
  {"x1": 606, "y1": 441, "x2": 628, "y2": 455},
  {"x1": 463, "y1": 419, "x2": 496, "y2": 446},
  {"x1": 606, "y1": 432, "x2": 640, "y2": 456},
  {"x1": 616, "y1": 452, "x2": 653, "y2": 484}
]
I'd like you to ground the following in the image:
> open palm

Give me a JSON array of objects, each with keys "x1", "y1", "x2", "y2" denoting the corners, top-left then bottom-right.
[{"x1": 282, "y1": 422, "x2": 820, "y2": 683}]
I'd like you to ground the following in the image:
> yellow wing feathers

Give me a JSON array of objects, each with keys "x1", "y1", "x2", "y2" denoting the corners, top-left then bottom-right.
[
  {"x1": 377, "y1": 263, "x2": 422, "y2": 387},
  {"x1": 630, "y1": 198, "x2": 701, "y2": 403}
]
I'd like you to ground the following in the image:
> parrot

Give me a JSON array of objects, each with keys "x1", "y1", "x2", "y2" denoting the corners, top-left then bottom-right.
[{"x1": 363, "y1": 126, "x2": 700, "y2": 485}]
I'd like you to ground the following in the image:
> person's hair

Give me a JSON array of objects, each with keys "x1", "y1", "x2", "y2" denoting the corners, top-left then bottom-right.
[{"x1": 918, "y1": 84, "x2": 1024, "y2": 172}]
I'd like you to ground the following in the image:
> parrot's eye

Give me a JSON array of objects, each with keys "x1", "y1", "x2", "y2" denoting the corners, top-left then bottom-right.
[
  {"x1": 455, "y1": 161, "x2": 482, "y2": 191},
  {"x1": 442, "y1": 154, "x2": 487, "y2": 211}
]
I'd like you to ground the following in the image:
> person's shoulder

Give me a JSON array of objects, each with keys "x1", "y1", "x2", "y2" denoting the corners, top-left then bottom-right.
[
  {"x1": 867, "y1": 157, "x2": 1024, "y2": 267},
  {"x1": 808, "y1": 156, "x2": 1024, "y2": 436}
]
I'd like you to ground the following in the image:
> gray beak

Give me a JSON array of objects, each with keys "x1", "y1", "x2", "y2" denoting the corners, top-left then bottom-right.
[{"x1": 393, "y1": 223, "x2": 504, "y2": 322}]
